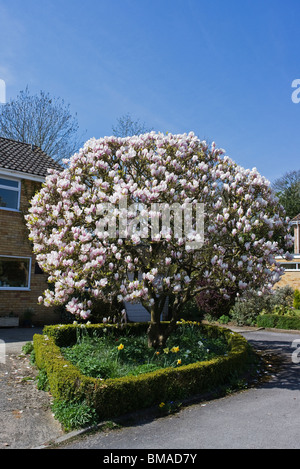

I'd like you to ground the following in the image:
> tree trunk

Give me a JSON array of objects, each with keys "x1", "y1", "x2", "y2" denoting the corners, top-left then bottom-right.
[
  {"x1": 146, "y1": 301, "x2": 178, "y2": 349},
  {"x1": 147, "y1": 304, "x2": 167, "y2": 348},
  {"x1": 147, "y1": 321, "x2": 165, "y2": 349}
]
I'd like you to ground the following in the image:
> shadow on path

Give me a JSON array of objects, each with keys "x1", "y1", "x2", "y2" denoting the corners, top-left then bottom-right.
[{"x1": 244, "y1": 332, "x2": 300, "y2": 392}]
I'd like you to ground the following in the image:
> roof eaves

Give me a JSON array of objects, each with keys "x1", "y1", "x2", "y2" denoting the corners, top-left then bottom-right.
[{"x1": 0, "y1": 167, "x2": 46, "y2": 182}]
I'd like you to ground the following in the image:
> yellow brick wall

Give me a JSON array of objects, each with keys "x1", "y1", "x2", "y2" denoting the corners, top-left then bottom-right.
[
  {"x1": 0, "y1": 178, "x2": 59, "y2": 325},
  {"x1": 275, "y1": 270, "x2": 300, "y2": 290}
]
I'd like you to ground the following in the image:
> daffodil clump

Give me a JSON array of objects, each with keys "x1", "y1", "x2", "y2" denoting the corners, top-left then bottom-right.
[{"x1": 61, "y1": 323, "x2": 229, "y2": 380}]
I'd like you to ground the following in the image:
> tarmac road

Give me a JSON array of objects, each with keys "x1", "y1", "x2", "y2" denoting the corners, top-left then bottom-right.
[
  {"x1": 1, "y1": 326, "x2": 300, "y2": 450},
  {"x1": 56, "y1": 328, "x2": 300, "y2": 450}
]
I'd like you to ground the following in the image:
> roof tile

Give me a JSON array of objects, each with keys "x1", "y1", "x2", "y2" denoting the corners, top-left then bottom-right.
[{"x1": 0, "y1": 137, "x2": 62, "y2": 177}]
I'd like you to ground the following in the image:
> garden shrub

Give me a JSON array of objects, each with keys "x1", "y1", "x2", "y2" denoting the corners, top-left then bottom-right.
[
  {"x1": 195, "y1": 284, "x2": 237, "y2": 319},
  {"x1": 51, "y1": 399, "x2": 98, "y2": 431},
  {"x1": 178, "y1": 299, "x2": 203, "y2": 321},
  {"x1": 271, "y1": 285, "x2": 294, "y2": 309},
  {"x1": 257, "y1": 314, "x2": 300, "y2": 330},
  {"x1": 256, "y1": 314, "x2": 277, "y2": 329},
  {"x1": 218, "y1": 315, "x2": 231, "y2": 324},
  {"x1": 254, "y1": 287, "x2": 300, "y2": 331},
  {"x1": 294, "y1": 289, "x2": 300, "y2": 310},
  {"x1": 276, "y1": 315, "x2": 300, "y2": 330},
  {"x1": 230, "y1": 291, "x2": 266, "y2": 326},
  {"x1": 230, "y1": 286, "x2": 295, "y2": 326},
  {"x1": 33, "y1": 322, "x2": 254, "y2": 426}
]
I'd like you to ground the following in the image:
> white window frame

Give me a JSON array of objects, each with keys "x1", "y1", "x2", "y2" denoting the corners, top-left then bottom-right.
[
  {"x1": 0, "y1": 255, "x2": 32, "y2": 291},
  {"x1": 281, "y1": 263, "x2": 300, "y2": 272},
  {"x1": 0, "y1": 176, "x2": 21, "y2": 212}
]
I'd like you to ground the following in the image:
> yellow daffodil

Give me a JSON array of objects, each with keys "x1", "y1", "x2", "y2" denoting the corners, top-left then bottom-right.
[
  {"x1": 177, "y1": 359, "x2": 182, "y2": 365},
  {"x1": 171, "y1": 346, "x2": 180, "y2": 353},
  {"x1": 117, "y1": 343, "x2": 124, "y2": 350},
  {"x1": 159, "y1": 402, "x2": 165, "y2": 408}
]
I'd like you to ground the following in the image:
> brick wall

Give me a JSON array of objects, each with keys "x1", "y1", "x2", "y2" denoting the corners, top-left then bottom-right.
[
  {"x1": 275, "y1": 269, "x2": 300, "y2": 290},
  {"x1": 0, "y1": 178, "x2": 59, "y2": 325}
]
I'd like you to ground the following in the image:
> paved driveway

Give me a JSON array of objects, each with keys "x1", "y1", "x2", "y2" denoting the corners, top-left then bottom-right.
[
  {"x1": 0, "y1": 327, "x2": 64, "y2": 449},
  {"x1": 56, "y1": 328, "x2": 300, "y2": 450}
]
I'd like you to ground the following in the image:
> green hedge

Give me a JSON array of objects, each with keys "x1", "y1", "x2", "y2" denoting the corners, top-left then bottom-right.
[
  {"x1": 41, "y1": 322, "x2": 151, "y2": 347},
  {"x1": 33, "y1": 322, "x2": 253, "y2": 421},
  {"x1": 257, "y1": 314, "x2": 300, "y2": 330}
]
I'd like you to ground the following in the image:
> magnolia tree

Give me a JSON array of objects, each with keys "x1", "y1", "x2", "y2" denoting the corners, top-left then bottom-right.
[{"x1": 26, "y1": 132, "x2": 293, "y2": 347}]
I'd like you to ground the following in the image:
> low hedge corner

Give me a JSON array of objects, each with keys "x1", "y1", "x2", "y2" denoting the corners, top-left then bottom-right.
[{"x1": 33, "y1": 322, "x2": 254, "y2": 421}]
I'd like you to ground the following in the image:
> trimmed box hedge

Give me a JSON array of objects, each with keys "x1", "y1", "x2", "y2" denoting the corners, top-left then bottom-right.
[
  {"x1": 257, "y1": 314, "x2": 300, "y2": 330},
  {"x1": 33, "y1": 322, "x2": 253, "y2": 421}
]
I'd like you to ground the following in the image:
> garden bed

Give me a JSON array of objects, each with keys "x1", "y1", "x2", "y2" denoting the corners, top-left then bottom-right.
[{"x1": 33, "y1": 321, "x2": 254, "y2": 427}]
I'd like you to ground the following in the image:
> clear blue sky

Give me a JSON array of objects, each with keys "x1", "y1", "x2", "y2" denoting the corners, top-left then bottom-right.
[{"x1": 0, "y1": 0, "x2": 299, "y2": 183}]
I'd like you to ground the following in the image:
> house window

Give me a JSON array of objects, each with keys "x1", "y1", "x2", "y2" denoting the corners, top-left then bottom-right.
[
  {"x1": 0, "y1": 177, "x2": 21, "y2": 211},
  {"x1": 281, "y1": 263, "x2": 300, "y2": 271},
  {"x1": 0, "y1": 256, "x2": 31, "y2": 290}
]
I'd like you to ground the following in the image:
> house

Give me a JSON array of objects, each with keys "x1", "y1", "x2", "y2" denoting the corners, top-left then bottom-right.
[
  {"x1": 0, "y1": 137, "x2": 62, "y2": 326},
  {"x1": 275, "y1": 214, "x2": 300, "y2": 291}
]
